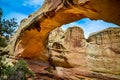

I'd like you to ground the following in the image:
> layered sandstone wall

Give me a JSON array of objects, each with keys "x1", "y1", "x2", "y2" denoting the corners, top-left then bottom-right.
[
  {"x1": 64, "y1": 27, "x2": 85, "y2": 51},
  {"x1": 87, "y1": 27, "x2": 120, "y2": 74},
  {"x1": 47, "y1": 26, "x2": 120, "y2": 75}
]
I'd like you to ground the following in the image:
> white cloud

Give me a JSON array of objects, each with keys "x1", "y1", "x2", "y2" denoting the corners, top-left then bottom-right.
[
  {"x1": 23, "y1": 0, "x2": 44, "y2": 7},
  {"x1": 4, "y1": 12, "x2": 28, "y2": 24}
]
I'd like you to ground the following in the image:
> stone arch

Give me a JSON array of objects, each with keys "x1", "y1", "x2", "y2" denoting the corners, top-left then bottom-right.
[{"x1": 11, "y1": 0, "x2": 120, "y2": 62}]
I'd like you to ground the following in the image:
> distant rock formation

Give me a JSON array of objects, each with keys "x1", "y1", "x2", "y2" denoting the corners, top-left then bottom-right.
[
  {"x1": 87, "y1": 27, "x2": 120, "y2": 74},
  {"x1": 48, "y1": 26, "x2": 87, "y2": 68},
  {"x1": 64, "y1": 27, "x2": 85, "y2": 50},
  {"x1": 88, "y1": 27, "x2": 120, "y2": 46},
  {"x1": 46, "y1": 26, "x2": 120, "y2": 75}
]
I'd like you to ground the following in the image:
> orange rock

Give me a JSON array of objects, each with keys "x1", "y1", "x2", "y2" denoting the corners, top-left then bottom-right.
[{"x1": 8, "y1": 0, "x2": 120, "y2": 76}]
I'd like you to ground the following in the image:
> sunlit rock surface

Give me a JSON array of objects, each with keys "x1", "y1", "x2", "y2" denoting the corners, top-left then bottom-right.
[
  {"x1": 48, "y1": 27, "x2": 87, "y2": 68},
  {"x1": 8, "y1": 0, "x2": 120, "y2": 79},
  {"x1": 12, "y1": 0, "x2": 120, "y2": 60},
  {"x1": 87, "y1": 27, "x2": 120, "y2": 74},
  {"x1": 48, "y1": 28, "x2": 64, "y2": 49}
]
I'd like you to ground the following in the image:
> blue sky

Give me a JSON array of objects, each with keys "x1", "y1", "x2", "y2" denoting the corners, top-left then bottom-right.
[
  {"x1": 0, "y1": 0, "x2": 119, "y2": 38},
  {"x1": 0, "y1": 0, "x2": 44, "y2": 23}
]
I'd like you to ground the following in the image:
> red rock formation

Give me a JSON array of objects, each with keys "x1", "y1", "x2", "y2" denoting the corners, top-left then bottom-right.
[
  {"x1": 12, "y1": 0, "x2": 120, "y2": 61},
  {"x1": 8, "y1": 0, "x2": 120, "y2": 78}
]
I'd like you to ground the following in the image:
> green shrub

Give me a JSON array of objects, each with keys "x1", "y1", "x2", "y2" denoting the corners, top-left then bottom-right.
[
  {"x1": 0, "y1": 37, "x2": 7, "y2": 47},
  {"x1": 0, "y1": 59, "x2": 35, "y2": 80}
]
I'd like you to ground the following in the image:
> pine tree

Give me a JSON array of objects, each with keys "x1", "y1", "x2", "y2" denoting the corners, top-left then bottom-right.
[{"x1": 0, "y1": 8, "x2": 18, "y2": 47}]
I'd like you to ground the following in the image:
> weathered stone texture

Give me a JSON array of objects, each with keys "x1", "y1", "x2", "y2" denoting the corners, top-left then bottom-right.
[
  {"x1": 87, "y1": 27, "x2": 120, "y2": 74},
  {"x1": 48, "y1": 27, "x2": 87, "y2": 68},
  {"x1": 12, "y1": 0, "x2": 120, "y2": 60},
  {"x1": 8, "y1": 0, "x2": 120, "y2": 78}
]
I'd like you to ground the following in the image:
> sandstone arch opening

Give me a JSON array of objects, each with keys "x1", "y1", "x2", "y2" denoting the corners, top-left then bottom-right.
[
  {"x1": 47, "y1": 18, "x2": 120, "y2": 68},
  {"x1": 61, "y1": 18, "x2": 119, "y2": 39},
  {"x1": 48, "y1": 17, "x2": 119, "y2": 51}
]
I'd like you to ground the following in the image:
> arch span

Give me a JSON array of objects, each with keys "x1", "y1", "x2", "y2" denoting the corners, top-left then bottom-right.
[{"x1": 11, "y1": 0, "x2": 120, "y2": 62}]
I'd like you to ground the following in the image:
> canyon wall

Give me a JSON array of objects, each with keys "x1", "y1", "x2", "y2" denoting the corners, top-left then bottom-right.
[
  {"x1": 48, "y1": 26, "x2": 120, "y2": 75},
  {"x1": 8, "y1": 0, "x2": 120, "y2": 77},
  {"x1": 87, "y1": 27, "x2": 120, "y2": 74}
]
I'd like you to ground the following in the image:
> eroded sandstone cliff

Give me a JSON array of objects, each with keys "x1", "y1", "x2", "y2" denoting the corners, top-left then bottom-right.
[
  {"x1": 47, "y1": 27, "x2": 87, "y2": 68},
  {"x1": 8, "y1": 0, "x2": 120, "y2": 79},
  {"x1": 87, "y1": 27, "x2": 120, "y2": 74},
  {"x1": 12, "y1": 0, "x2": 120, "y2": 61}
]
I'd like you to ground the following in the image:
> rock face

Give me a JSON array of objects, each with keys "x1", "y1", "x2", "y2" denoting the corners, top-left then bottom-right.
[
  {"x1": 48, "y1": 28, "x2": 64, "y2": 49},
  {"x1": 48, "y1": 27, "x2": 120, "y2": 75},
  {"x1": 87, "y1": 27, "x2": 120, "y2": 74},
  {"x1": 8, "y1": 0, "x2": 120, "y2": 78},
  {"x1": 12, "y1": 0, "x2": 120, "y2": 61},
  {"x1": 48, "y1": 27, "x2": 87, "y2": 68},
  {"x1": 64, "y1": 27, "x2": 85, "y2": 51}
]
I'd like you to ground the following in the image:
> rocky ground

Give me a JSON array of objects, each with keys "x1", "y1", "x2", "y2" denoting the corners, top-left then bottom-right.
[{"x1": 27, "y1": 60, "x2": 120, "y2": 80}]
